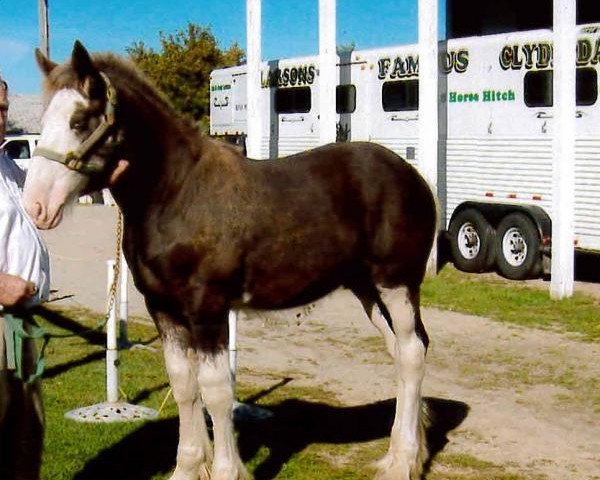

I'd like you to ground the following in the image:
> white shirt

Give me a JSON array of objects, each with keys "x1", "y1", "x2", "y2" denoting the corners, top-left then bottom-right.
[{"x1": 0, "y1": 150, "x2": 50, "y2": 307}]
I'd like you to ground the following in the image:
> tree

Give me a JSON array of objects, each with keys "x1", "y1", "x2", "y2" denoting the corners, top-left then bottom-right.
[{"x1": 127, "y1": 23, "x2": 244, "y2": 127}]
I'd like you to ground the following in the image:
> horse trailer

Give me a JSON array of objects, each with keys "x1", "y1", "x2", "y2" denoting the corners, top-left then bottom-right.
[{"x1": 210, "y1": 24, "x2": 600, "y2": 280}]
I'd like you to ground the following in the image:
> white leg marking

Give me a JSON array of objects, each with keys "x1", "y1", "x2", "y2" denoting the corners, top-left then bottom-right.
[
  {"x1": 355, "y1": 293, "x2": 396, "y2": 357},
  {"x1": 376, "y1": 286, "x2": 428, "y2": 480},
  {"x1": 198, "y1": 349, "x2": 248, "y2": 480},
  {"x1": 163, "y1": 339, "x2": 212, "y2": 480}
]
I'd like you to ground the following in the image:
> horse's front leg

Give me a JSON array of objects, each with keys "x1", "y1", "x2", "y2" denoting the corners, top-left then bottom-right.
[
  {"x1": 197, "y1": 346, "x2": 247, "y2": 480},
  {"x1": 156, "y1": 314, "x2": 213, "y2": 480}
]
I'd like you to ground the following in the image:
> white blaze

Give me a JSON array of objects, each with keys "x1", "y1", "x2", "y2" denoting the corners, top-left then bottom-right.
[{"x1": 23, "y1": 89, "x2": 89, "y2": 228}]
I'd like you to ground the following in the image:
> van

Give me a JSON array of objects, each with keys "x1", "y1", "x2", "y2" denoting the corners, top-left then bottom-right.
[{"x1": 1, "y1": 133, "x2": 40, "y2": 172}]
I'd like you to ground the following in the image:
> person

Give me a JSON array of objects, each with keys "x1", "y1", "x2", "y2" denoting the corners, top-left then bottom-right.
[{"x1": 0, "y1": 74, "x2": 50, "y2": 480}]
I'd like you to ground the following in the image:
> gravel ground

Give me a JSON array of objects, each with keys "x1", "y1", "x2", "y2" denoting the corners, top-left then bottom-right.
[{"x1": 40, "y1": 205, "x2": 600, "y2": 480}]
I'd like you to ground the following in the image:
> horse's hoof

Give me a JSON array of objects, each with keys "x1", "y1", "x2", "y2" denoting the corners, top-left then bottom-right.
[
  {"x1": 373, "y1": 452, "x2": 423, "y2": 480},
  {"x1": 168, "y1": 462, "x2": 211, "y2": 480},
  {"x1": 211, "y1": 465, "x2": 250, "y2": 480},
  {"x1": 198, "y1": 463, "x2": 211, "y2": 480}
]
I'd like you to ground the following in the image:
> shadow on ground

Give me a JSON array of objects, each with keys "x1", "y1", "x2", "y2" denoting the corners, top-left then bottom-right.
[
  {"x1": 73, "y1": 382, "x2": 468, "y2": 480},
  {"x1": 574, "y1": 251, "x2": 600, "y2": 283}
]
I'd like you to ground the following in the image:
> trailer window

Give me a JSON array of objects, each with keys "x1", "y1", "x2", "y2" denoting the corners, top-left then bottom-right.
[
  {"x1": 524, "y1": 71, "x2": 553, "y2": 107},
  {"x1": 576, "y1": 68, "x2": 597, "y2": 106},
  {"x1": 524, "y1": 68, "x2": 598, "y2": 107},
  {"x1": 382, "y1": 80, "x2": 419, "y2": 111},
  {"x1": 3, "y1": 140, "x2": 30, "y2": 160},
  {"x1": 336, "y1": 84, "x2": 356, "y2": 113},
  {"x1": 275, "y1": 87, "x2": 311, "y2": 113}
]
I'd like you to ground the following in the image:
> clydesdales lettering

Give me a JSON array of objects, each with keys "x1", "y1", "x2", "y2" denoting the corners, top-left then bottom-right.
[{"x1": 499, "y1": 38, "x2": 600, "y2": 70}]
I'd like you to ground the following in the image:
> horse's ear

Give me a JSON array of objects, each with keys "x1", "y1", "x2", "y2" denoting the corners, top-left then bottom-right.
[
  {"x1": 71, "y1": 40, "x2": 97, "y2": 81},
  {"x1": 35, "y1": 48, "x2": 57, "y2": 76}
]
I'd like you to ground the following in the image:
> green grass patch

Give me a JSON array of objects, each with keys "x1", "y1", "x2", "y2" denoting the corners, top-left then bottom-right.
[
  {"x1": 31, "y1": 303, "x2": 550, "y2": 479},
  {"x1": 422, "y1": 267, "x2": 600, "y2": 341},
  {"x1": 428, "y1": 453, "x2": 545, "y2": 480}
]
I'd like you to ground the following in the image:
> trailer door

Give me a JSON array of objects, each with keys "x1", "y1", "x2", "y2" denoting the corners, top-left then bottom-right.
[
  {"x1": 370, "y1": 77, "x2": 420, "y2": 167},
  {"x1": 210, "y1": 74, "x2": 234, "y2": 136},
  {"x1": 275, "y1": 85, "x2": 319, "y2": 156}
]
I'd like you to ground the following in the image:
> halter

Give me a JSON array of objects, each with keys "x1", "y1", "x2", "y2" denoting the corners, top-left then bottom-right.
[{"x1": 33, "y1": 71, "x2": 118, "y2": 176}]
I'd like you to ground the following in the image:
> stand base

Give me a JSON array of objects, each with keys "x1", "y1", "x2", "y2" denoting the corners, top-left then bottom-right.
[
  {"x1": 233, "y1": 401, "x2": 272, "y2": 423},
  {"x1": 65, "y1": 402, "x2": 159, "y2": 423}
]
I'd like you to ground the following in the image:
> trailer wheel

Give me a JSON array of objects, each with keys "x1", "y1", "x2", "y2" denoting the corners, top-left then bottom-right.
[
  {"x1": 449, "y1": 209, "x2": 496, "y2": 273},
  {"x1": 495, "y1": 213, "x2": 542, "y2": 280}
]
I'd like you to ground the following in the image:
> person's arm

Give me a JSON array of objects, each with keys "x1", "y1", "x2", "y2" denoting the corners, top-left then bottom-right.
[{"x1": 0, "y1": 272, "x2": 36, "y2": 307}]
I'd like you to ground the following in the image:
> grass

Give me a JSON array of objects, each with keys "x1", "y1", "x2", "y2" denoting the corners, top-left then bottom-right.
[
  {"x1": 422, "y1": 266, "x2": 600, "y2": 341},
  {"x1": 30, "y1": 303, "x2": 540, "y2": 480},
  {"x1": 29, "y1": 267, "x2": 598, "y2": 479}
]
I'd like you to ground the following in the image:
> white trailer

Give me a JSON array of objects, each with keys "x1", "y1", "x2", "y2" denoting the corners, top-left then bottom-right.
[{"x1": 210, "y1": 24, "x2": 600, "y2": 280}]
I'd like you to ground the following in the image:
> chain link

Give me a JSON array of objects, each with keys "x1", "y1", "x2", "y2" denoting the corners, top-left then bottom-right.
[{"x1": 104, "y1": 209, "x2": 124, "y2": 325}]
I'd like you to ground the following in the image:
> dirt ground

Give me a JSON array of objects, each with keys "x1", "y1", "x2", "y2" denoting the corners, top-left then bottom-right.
[{"x1": 40, "y1": 205, "x2": 600, "y2": 480}]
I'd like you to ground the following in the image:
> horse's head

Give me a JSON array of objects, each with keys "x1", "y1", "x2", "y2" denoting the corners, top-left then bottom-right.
[{"x1": 23, "y1": 41, "x2": 128, "y2": 229}]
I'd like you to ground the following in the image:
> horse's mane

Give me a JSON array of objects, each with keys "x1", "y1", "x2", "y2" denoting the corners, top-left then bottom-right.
[{"x1": 43, "y1": 52, "x2": 198, "y2": 139}]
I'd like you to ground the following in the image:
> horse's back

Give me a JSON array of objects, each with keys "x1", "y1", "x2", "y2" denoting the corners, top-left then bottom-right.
[{"x1": 240, "y1": 141, "x2": 437, "y2": 294}]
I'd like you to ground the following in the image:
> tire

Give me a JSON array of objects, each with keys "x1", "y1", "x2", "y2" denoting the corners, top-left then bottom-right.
[
  {"x1": 495, "y1": 213, "x2": 542, "y2": 280},
  {"x1": 449, "y1": 208, "x2": 496, "y2": 273}
]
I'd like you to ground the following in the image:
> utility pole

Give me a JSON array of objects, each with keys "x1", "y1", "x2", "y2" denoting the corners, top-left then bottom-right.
[
  {"x1": 550, "y1": 0, "x2": 576, "y2": 299},
  {"x1": 246, "y1": 0, "x2": 262, "y2": 159},
  {"x1": 318, "y1": 0, "x2": 337, "y2": 145},
  {"x1": 419, "y1": 0, "x2": 439, "y2": 274},
  {"x1": 38, "y1": 0, "x2": 50, "y2": 57}
]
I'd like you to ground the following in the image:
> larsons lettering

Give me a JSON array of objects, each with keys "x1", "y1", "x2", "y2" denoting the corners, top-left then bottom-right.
[{"x1": 261, "y1": 65, "x2": 316, "y2": 88}]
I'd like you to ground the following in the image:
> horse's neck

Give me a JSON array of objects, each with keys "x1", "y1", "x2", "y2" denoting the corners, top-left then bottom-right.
[{"x1": 111, "y1": 101, "x2": 201, "y2": 218}]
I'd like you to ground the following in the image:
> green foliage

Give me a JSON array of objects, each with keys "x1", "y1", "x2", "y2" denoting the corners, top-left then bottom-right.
[{"x1": 127, "y1": 23, "x2": 244, "y2": 125}]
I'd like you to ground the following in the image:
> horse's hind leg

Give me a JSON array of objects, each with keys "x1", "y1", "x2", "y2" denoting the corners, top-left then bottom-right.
[{"x1": 355, "y1": 285, "x2": 429, "y2": 480}]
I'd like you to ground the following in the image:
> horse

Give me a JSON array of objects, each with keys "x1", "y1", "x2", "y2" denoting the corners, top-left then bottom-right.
[{"x1": 22, "y1": 41, "x2": 438, "y2": 480}]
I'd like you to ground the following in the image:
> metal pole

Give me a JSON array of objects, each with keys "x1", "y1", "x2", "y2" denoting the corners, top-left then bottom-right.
[
  {"x1": 319, "y1": 0, "x2": 337, "y2": 145},
  {"x1": 106, "y1": 260, "x2": 119, "y2": 403},
  {"x1": 418, "y1": 0, "x2": 439, "y2": 273},
  {"x1": 246, "y1": 0, "x2": 262, "y2": 159},
  {"x1": 550, "y1": 0, "x2": 576, "y2": 299},
  {"x1": 118, "y1": 250, "x2": 129, "y2": 345},
  {"x1": 38, "y1": 0, "x2": 49, "y2": 57},
  {"x1": 228, "y1": 310, "x2": 238, "y2": 383}
]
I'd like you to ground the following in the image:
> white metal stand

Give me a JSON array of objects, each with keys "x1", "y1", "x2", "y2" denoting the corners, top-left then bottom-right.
[
  {"x1": 65, "y1": 260, "x2": 158, "y2": 423},
  {"x1": 228, "y1": 310, "x2": 272, "y2": 422}
]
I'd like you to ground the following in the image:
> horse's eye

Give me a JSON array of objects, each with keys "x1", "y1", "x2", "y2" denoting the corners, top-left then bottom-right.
[{"x1": 70, "y1": 120, "x2": 86, "y2": 131}]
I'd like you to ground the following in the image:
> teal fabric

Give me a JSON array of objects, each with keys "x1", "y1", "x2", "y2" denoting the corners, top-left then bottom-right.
[{"x1": 3, "y1": 312, "x2": 48, "y2": 384}]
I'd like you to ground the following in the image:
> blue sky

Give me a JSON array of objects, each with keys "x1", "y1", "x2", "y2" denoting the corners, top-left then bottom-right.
[{"x1": 0, "y1": 1, "x2": 445, "y2": 94}]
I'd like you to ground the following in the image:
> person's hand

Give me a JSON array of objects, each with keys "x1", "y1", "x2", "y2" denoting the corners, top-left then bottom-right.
[{"x1": 0, "y1": 273, "x2": 37, "y2": 307}]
